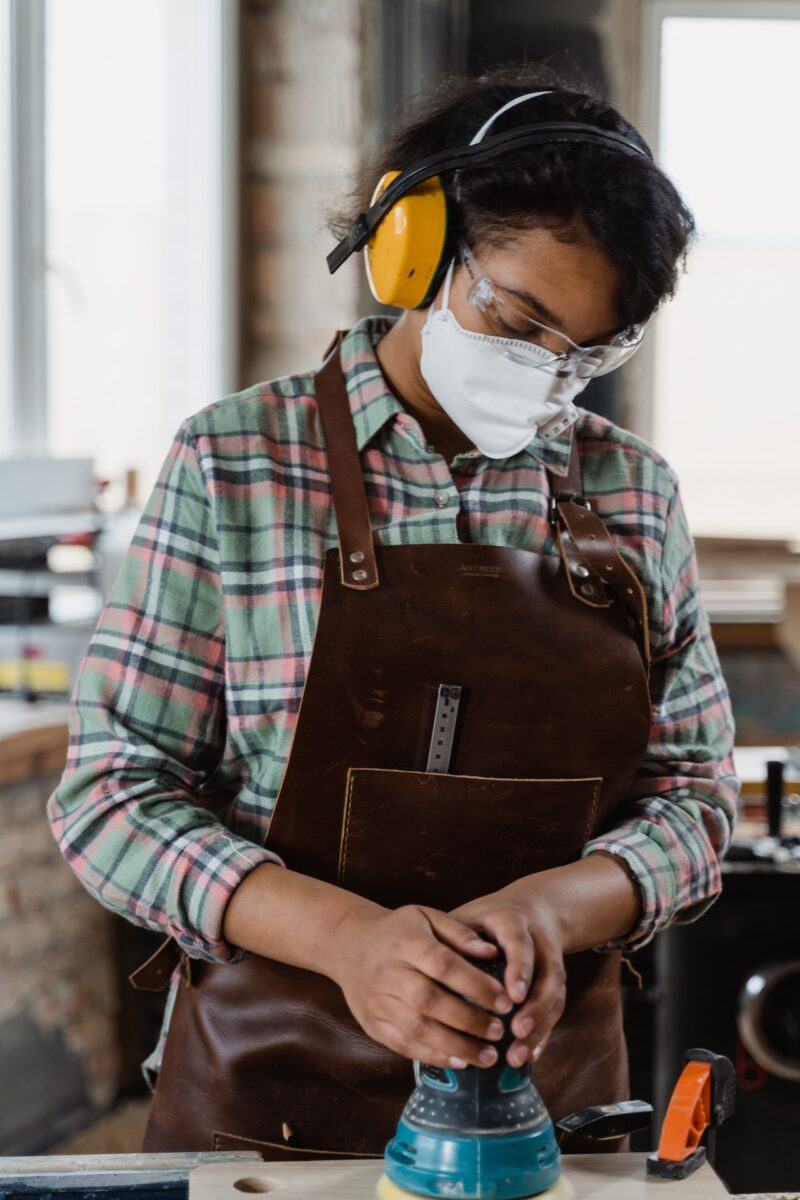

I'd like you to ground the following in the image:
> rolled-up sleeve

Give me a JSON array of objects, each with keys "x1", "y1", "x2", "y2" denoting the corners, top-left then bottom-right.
[
  {"x1": 47, "y1": 420, "x2": 283, "y2": 963},
  {"x1": 582, "y1": 470, "x2": 739, "y2": 951}
]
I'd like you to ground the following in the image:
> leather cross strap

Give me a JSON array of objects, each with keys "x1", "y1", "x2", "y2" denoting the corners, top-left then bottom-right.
[
  {"x1": 128, "y1": 934, "x2": 181, "y2": 993},
  {"x1": 546, "y1": 436, "x2": 651, "y2": 670},
  {"x1": 315, "y1": 332, "x2": 379, "y2": 591}
]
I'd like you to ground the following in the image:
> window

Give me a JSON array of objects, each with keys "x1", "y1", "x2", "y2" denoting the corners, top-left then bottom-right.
[
  {"x1": 0, "y1": 1, "x2": 12, "y2": 452},
  {"x1": 642, "y1": 2, "x2": 800, "y2": 540},
  {"x1": 2, "y1": 0, "x2": 237, "y2": 499}
]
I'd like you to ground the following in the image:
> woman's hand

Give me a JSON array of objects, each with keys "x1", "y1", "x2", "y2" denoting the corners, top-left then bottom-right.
[
  {"x1": 329, "y1": 904, "x2": 515, "y2": 1068},
  {"x1": 449, "y1": 883, "x2": 567, "y2": 1069},
  {"x1": 224, "y1": 857, "x2": 637, "y2": 1070}
]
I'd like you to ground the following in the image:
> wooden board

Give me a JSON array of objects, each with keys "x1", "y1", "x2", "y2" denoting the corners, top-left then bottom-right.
[
  {"x1": 188, "y1": 1154, "x2": 730, "y2": 1200},
  {"x1": 0, "y1": 720, "x2": 68, "y2": 786}
]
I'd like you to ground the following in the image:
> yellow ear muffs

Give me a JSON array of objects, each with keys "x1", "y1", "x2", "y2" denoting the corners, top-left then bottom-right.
[{"x1": 365, "y1": 170, "x2": 449, "y2": 309}]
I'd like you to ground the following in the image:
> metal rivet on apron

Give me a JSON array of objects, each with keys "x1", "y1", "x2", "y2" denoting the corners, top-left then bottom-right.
[
  {"x1": 580, "y1": 583, "x2": 595, "y2": 597},
  {"x1": 349, "y1": 550, "x2": 365, "y2": 564},
  {"x1": 352, "y1": 569, "x2": 368, "y2": 581},
  {"x1": 575, "y1": 565, "x2": 590, "y2": 578}
]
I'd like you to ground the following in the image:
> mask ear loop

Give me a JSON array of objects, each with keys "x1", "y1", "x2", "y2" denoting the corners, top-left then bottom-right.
[
  {"x1": 440, "y1": 258, "x2": 457, "y2": 313},
  {"x1": 424, "y1": 257, "x2": 457, "y2": 325}
]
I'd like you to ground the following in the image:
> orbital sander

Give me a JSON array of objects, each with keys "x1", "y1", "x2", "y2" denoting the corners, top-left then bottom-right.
[
  {"x1": 377, "y1": 953, "x2": 564, "y2": 1200},
  {"x1": 377, "y1": 952, "x2": 654, "y2": 1200}
]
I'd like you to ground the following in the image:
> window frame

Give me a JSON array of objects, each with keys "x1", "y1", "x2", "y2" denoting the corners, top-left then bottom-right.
[
  {"x1": 3, "y1": 0, "x2": 240, "y2": 462},
  {"x1": 635, "y1": 0, "x2": 800, "y2": 450},
  {"x1": 9, "y1": 0, "x2": 47, "y2": 455}
]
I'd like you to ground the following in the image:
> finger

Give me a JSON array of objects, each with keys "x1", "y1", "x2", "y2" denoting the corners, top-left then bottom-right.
[
  {"x1": 507, "y1": 962, "x2": 566, "y2": 1066},
  {"x1": 373, "y1": 999, "x2": 501, "y2": 1070},
  {"x1": 507, "y1": 998, "x2": 560, "y2": 1066},
  {"x1": 409, "y1": 920, "x2": 510, "y2": 1015},
  {"x1": 508, "y1": 1013, "x2": 558, "y2": 1068},
  {"x1": 508, "y1": 1030, "x2": 551, "y2": 1068},
  {"x1": 509, "y1": 953, "x2": 565, "y2": 1039},
  {"x1": 410, "y1": 971, "x2": 508, "y2": 1043},
  {"x1": 472, "y1": 911, "x2": 534, "y2": 1005},
  {"x1": 423, "y1": 908, "x2": 499, "y2": 960},
  {"x1": 417, "y1": 940, "x2": 510, "y2": 1015}
]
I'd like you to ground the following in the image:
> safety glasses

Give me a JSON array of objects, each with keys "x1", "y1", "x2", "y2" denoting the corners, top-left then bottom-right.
[{"x1": 459, "y1": 242, "x2": 646, "y2": 378}]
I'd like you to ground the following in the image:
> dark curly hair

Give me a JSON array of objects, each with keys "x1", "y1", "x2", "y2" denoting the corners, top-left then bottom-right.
[{"x1": 327, "y1": 63, "x2": 696, "y2": 329}]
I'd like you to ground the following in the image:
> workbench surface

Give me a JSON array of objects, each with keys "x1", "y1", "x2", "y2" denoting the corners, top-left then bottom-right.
[
  {"x1": 186, "y1": 1154, "x2": 747, "y2": 1200},
  {"x1": 1, "y1": 1152, "x2": 796, "y2": 1198}
]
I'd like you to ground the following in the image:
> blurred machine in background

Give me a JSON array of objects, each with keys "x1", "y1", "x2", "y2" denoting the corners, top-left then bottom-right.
[
  {"x1": 628, "y1": 561, "x2": 800, "y2": 1196},
  {"x1": 655, "y1": 753, "x2": 800, "y2": 1194},
  {"x1": 661, "y1": 559, "x2": 800, "y2": 1194},
  {"x1": 0, "y1": 458, "x2": 103, "y2": 700},
  {"x1": 0, "y1": 457, "x2": 141, "y2": 703}
]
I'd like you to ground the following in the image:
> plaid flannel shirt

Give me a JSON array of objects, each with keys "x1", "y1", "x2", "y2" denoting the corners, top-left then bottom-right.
[{"x1": 47, "y1": 315, "x2": 739, "y2": 1084}]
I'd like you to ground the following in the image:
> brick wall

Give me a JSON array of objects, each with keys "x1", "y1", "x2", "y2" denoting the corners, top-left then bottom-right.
[
  {"x1": 240, "y1": 0, "x2": 374, "y2": 387},
  {"x1": 0, "y1": 762, "x2": 121, "y2": 1152}
]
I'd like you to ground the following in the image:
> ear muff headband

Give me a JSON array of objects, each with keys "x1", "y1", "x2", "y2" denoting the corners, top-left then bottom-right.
[
  {"x1": 362, "y1": 92, "x2": 554, "y2": 304},
  {"x1": 327, "y1": 120, "x2": 651, "y2": 299}
]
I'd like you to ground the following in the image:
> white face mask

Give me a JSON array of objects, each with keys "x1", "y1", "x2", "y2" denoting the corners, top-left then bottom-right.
[{"x1": 419, "y1": 259, "x2": 591, "y2": 460}]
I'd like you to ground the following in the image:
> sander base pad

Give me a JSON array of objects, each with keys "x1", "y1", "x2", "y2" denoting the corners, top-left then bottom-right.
[{"x1": 376, "y1": 1172, "x2": 575, "y2": 1200}]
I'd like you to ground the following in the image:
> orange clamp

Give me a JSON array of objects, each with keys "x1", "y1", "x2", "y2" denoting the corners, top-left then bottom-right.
[{"x1": 656, "y1": 1060, "x2": 713, "y2": 1163}]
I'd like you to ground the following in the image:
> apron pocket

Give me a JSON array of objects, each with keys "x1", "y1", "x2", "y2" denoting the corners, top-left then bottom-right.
[
  {"x1": 338, "y1": 767, "x2": 602, "y2": 910},
  {"x1": 212, "y1": 1129, "x2": 380, "y2": 1159}
]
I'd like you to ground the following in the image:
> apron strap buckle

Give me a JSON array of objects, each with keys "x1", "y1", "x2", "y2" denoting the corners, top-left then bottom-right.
[
  {"x1": 551, "y1": 492, "x2": 652, "y2": 672},
  {"x1": 549, "y1": 492, "x2": 591, "y2": 527}
]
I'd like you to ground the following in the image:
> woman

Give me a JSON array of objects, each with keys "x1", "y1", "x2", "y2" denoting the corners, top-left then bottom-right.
[{"x1": 48, "y1": 65, "x2": 738, "y2": 1157}]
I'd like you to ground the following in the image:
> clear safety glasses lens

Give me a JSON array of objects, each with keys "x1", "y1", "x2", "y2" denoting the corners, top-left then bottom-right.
[{"x1": 460, "y1": 244, "x2": 645, "y2": 378}]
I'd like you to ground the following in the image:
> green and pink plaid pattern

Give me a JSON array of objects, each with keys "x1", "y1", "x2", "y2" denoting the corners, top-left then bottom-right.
[{"x1": 47, "y1": 315, "x2": 739, "y2": 1082}]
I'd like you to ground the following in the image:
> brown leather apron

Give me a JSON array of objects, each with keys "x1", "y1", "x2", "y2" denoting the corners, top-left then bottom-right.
[{"x1": 139, "y1": 333, "x2": 652, "y2": 1157}]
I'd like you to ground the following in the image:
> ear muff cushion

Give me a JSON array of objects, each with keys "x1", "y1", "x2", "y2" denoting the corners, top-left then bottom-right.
[{"x1": 365, "y1": 171, "x2": 449, "y2": 309}]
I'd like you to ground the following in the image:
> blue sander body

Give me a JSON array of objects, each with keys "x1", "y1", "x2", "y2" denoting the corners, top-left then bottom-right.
[
  {"x1": 380, "y1": 1058, "x2": 561, "y2": 1200},
  {"x1": 377, "y1": 954, "x2": 563, "y2": 1200}
]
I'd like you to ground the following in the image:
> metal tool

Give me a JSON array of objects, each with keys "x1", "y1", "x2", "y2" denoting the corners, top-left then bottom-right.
[{"x1": 426, "y1": 684, "x2": 462, "y2": 773}]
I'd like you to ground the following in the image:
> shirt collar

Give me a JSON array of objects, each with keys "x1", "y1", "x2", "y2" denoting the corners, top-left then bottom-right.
[
  {"x1": 336, "y1": 315, "x2": 575, "y2": 477},
  {"x1": 338, "y1": 316, "x2": 405, "y2": 452},
  {"x1": 521, "y1": 426, "x2": 573, "y2": 477}
]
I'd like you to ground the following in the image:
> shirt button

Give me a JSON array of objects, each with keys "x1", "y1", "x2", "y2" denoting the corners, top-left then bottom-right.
[{"x1": 434, "y1": 491, "x2": 450, "y2": 509}]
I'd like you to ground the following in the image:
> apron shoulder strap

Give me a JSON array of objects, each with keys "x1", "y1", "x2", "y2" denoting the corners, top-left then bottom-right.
[
  {"x1": 314, "y1": 332, "x2": 380, "y2": 591},
  {"x1": 547, "y1": 427, "x2": 651, "y2": 669},
  {"x1": 314, "y1": 336, "x2": 649, "y2": 664}
]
